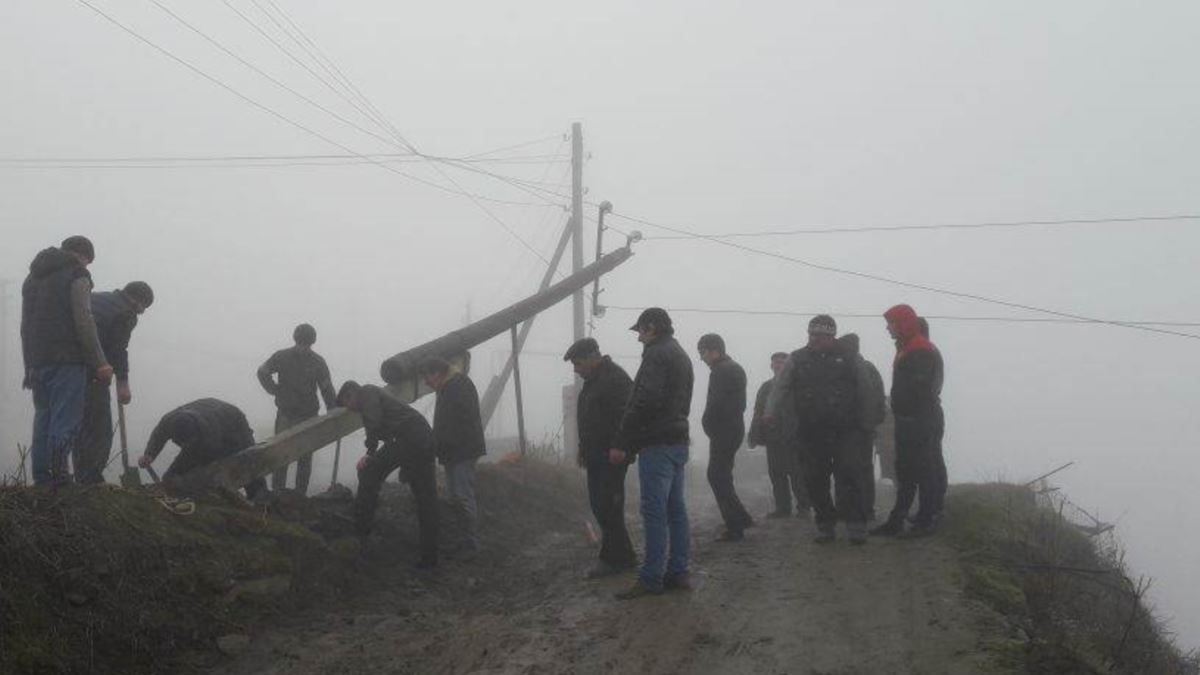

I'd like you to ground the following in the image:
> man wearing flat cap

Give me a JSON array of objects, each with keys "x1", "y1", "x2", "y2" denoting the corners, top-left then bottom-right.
[{"x1": 564, "y1": 337, "x2": 636, "y2": 578}]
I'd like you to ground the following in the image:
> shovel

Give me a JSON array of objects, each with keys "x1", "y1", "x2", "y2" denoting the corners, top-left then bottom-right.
[{"x1": 117, "y1": 402, "x2": 142, "y2": 488}]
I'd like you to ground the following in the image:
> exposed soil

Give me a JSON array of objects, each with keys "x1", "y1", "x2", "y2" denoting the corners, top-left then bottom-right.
[{"x1": 207, "y1": 453, "x2": 1017, "y2": 675}]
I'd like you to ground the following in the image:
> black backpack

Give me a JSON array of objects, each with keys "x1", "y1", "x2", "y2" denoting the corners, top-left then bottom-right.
[{"x1": 789, "y1": 347, "x2": 858, "y2": 430}]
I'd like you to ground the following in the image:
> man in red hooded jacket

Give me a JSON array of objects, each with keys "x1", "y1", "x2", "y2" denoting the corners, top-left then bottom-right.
[{"x1": 871, "y1": 304, "x2": 944, "y2": 537}]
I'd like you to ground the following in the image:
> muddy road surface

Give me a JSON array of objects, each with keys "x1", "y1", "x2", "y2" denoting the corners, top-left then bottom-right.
[{"x1": 208, "y1": 456, "x2": 1013, "y2": 675}]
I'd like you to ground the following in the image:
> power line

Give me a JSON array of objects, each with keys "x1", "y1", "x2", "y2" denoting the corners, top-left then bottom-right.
[
  {"x1": 605, "y1": 210, "x2": 1200, "y2": 342},
  {"x1": 641, "y1": 214, "x2": 1200, "y2": 239},
  {"x1": 603, "y1": 305, "x2": 1200, "y2": 328},
  {"x1": 73, "y1": 0, "x2": 560, "y2": 264}
]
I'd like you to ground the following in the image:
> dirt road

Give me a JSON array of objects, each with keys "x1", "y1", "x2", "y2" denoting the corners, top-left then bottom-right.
[{"x1": 209, "y1": 456, "x2": 1015, "y2": 675}]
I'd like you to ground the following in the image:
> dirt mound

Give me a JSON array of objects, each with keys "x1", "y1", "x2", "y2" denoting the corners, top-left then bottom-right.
[{"x1": 0, "y1": 458, "x2": 589, "y2": 675}]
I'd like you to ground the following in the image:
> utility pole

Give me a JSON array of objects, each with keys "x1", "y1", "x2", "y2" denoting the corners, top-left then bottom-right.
[{"x1": 566, "y1": 122, "x2": 585, "y2": 460}]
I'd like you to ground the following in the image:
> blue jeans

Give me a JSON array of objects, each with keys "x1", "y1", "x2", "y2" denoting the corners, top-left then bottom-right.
[
  {"x1": 637, "y1": 445, "x2": 690, "y2": 590},
  {"x1": 444, "y1": 459, "x2": 479, "y2": 549},
  {"x1": 29, "y1": 364, "x2": 88, "y2": 486}
]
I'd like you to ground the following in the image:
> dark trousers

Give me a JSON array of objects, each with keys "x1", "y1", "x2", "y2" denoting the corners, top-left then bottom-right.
[
  {"x1": 887, "y1": 414, "x2": 940, "y2": 527},
  {"x1": 271, "y1": 410, "x2": 316, "y2": 493},
  {"x1": 164, "y1": 447, "x2": 267, "y2": 499},
  {"x1": 853, "y1": 432, "x2": 877, "y2": 519},
  {"x1": 586, "y1": 461, "x2": 636, "y2": 568},
  {"x1": 355, "y1": 442, "x2": 439, "y2": 563},
  {"x1": 803, "y1": 427, "x2": 866, "y2": 531},
  {"x1": 932, "y1": 406, "x2": 947, "y2": 515},
  {"x1": 707, "y1": 437, "x2": 754, "y2": 533},
  {"x1": 766, "y1": 442, "x2": 809, "y2": 514},
  {"x1": 75, "y1": 379, "x2": 113, "y2": 484}
]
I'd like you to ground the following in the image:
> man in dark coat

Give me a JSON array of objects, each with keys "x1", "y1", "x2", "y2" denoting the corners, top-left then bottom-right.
[
  {"x1": 871, "y1": 305, "x2": 945, "y2": 537},
  {"x1": 749, "y1": 351, "x2": 809, "y2": 518},
  {"x1": 257, "y1": 323, "x2": 338, "y2": 494},
  {"x1": 698, "y1": 333, "x2": 754, "y2": 541},
  {"x1": 76, "y1": 281, "x2": 154, "y2": 484},
  {"x1": 919, "y1": 317, "x2": 948, "y2": 521},
  {"x1": 837, "y1": 334, "x2": 887, "y2": 521},
  {"x1": 420, "y1": 357, "x2": 486, "y2": 554},
  {"x1": 137, "y1": 398, "x2": 266, "y2": 499},
  {"x1": 564, "y1": 337, "x2": 636, "y2": 577},
  {"x1": 338, "y1": 381, "x2": 438, "y2": 569},
  {"x1": 767, "y1": 315, "x2": 867, "y2": 544},
  {"x1": 610, "y1": 308, "x2": 694, "y2": 600},
  {"x1": 21, "y1": 236, "x2": 112, "y2": 486}
]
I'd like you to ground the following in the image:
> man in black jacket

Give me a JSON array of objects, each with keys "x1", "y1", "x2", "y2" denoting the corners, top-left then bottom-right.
[
  {"x1": 565, "y1": 338, "x2": 636, "y2": 577},
  {"x1": 767, "y1": 315, "x2": 867, "y2": 544},
  {"x1": 749, "y1": 352, "x2": 809, "y2": 517},
  {"x1": 338, "y1": 381, "x2": 438, "y2": 569},
  {"x1": 137, "y1": 398, "x2": 266, "y2": 499},
  {"x1": 872, "y1": 305, "x2": 944, "y2": 538},
  {"x1": 919, "y1": 317, "x2": 948, "y2": 522},
  {"x1": 610, "y1": 308, "x2": 694, "y2": 600},
  {"x1": 76, "y1": 282, "x2": 154, "y2": 484},
  {"x1": 257, "y1": 324, "x2": 338, "y2": 494},
  {"x1": 698, "y1": 333, "x2": 754, "y2": 541},
  {"x1": 420, "y1": 357, "x2": 486, "y2": 554},
  {"x1": 21, "y1": 236, "x2": 112, "y2": 486}
]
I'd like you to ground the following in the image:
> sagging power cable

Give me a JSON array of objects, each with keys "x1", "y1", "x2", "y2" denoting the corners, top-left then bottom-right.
[{"x1": 605, "y1": 210, "x2": 1200, "y2": 341}]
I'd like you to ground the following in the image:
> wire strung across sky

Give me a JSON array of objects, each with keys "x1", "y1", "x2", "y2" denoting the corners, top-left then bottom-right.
[
  {"x1": 640, "y1": 214, "x2": 1200, "y2": 239},
  {"x1": 604, "y1": 210, "x2": 1200, "y2": 342},
  {"x1": 602, "y1": 305, "x2": 1200, "y2": 328},
  {"x1": 72, "y1": 0, "x2": 567, "y2": 266}
]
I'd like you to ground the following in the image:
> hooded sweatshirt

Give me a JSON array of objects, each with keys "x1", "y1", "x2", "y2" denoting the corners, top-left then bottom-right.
[
  {"x1": 883, "y1": 305, "x2": 942, "y2": 419},
  {"x1": 21, "y1": 247, "x2": 107, "y2": 372}
]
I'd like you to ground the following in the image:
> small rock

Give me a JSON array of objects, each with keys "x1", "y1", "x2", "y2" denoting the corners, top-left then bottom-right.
[{"x1": 216, "y1": 634, "x2": 250, "y2": 656}]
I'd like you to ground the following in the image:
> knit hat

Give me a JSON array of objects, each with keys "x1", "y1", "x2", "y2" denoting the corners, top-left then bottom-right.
[
  {"x1": 563, "y1": 337, "x2": 601, "y2": 362},
  {"x1": 808, "y1": 314, "x2": 837, "y2": 337},
  {"x1": 61, "y1": 235, "x2": 95, "y2": 262}
]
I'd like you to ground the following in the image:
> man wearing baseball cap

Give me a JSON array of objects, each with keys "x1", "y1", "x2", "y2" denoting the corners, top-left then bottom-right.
[{"x1": 611, "y1": 308, "x2": 695, "y2": 599}]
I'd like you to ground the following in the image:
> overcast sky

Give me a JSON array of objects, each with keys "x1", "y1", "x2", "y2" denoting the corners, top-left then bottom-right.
[{"x1": 2, "y1": 0, "x2": 1198, "y2": 648}]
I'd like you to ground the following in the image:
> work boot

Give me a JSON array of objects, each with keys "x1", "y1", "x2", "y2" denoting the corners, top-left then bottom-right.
[
  {"x1": 614, "y1": 581, "x2": 663, "y2": 600},
  {"x1": 663, "y1": 572, "x2": 693, "y2": 591},
  {"x1": 846, "y1": 522, "x2": 868, "y2": 546},
  {"x1": 870, "y1": 517, "x2": 904, "y2": 537},
  {"x1": 813, "y1": 527, "x2": 836, "y2": 544},
  {"x1": 767, "y1": 510, "x2": 791, "y2": 519},
  {"x1": 715, "y1": 529, "x2": 745, "y2": 543}
]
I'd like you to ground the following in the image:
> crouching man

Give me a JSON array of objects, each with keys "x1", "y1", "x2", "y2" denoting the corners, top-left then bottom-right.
[
  {"x1": 337, "y1": 380, "x2": 439, "y2": 569},
  {"x1": 138, "y1": 398, "x2": 267, "y2": 500}
]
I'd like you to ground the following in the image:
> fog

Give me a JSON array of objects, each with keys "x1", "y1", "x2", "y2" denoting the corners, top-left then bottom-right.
[{"x1": 2, "y1": 0, "x2": 1199, "y2": 649}]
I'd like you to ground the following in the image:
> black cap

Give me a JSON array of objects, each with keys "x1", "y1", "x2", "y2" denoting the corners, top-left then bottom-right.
[
  {"x1": 629, "y1": 307, "x2": 672, "y2": 332},
  {"x1": 563, "y1": 337, "x2": 601, "y2": 362},
  {"x1": 61, "y1": 235, "x2": 95, "y2": 262},
  {"x1": 770, "y1": 351, "x2": 789, "y2": 361},
  {"x1": 293, "y1": 323, "x2": 317, "y2": 346},
  {"x1": 122, "y1": 281, "x2": 154, "y2": 308}
]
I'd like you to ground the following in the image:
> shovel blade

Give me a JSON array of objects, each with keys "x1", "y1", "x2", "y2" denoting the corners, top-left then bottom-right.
[{"x1": 120, "y1": 467, "x2": 143, "y2": 489}]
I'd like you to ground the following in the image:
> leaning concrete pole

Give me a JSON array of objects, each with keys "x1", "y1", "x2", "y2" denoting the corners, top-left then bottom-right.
[
  {"x1": 565, "y1": 122, "x2": 585, "y2": 460},
  {"x1": 168, "y1": 244, "x2": 635, "y2": 495}
]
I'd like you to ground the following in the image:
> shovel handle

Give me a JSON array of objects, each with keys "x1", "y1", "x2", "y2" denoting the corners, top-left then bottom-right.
[
  {"x1": 117, "y1": 402, "x2": 130, "y2": 469},
  {"x1": 330, "y1": 438, "x2": 342, "y2": 486}
]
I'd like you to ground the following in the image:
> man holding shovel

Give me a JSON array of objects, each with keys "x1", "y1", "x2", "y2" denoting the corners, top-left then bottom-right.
[{"x1": 75, "y1": 281, "x2": 154, "y2": 485}]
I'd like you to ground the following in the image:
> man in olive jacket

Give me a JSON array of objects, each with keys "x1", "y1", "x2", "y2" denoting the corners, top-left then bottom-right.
[
  {"x1": 420, "y1": 357, "x2": 486, "y2": 554},
  {"x1": 565, "y1": 338, "x2": 636, "y2": 577},
  {"x1": 749, "y1": 352, "x2": 809, "y2": 517},
  {"x1": 338, "y1": 381, "x2": 438, "y2": 569}
]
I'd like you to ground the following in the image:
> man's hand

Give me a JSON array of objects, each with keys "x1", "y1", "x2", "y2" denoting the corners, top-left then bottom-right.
[
  {"x1": 96, "y1": 364, "x2": 114, "y2": 384},
  {"x1": 356, "y1": 455, "x2": 372, "y2": 472},
  {"x1": 137, "y1": 454, "x2": 154, "y2": 469},
  {"x1": 607, "y1": 448, "x2": 627, "y2": 465},
  {"x1": 117, "y1": 381, "x2": 132, "y2": 405}
]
